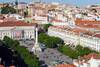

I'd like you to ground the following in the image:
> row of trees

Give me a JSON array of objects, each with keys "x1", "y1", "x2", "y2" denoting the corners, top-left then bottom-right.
[
  {"x1": 58, "y1": 45, "x2": 98, "y2": 59},
  {"x1": 58, "y1": 45, "x2": 78, "y2": 59},
  {"x1": 38, "y1": 33, "x2": 63, "y2": 48},
  {"x1": 3, "y1": 36, "x2": 40, "y2": 67}
]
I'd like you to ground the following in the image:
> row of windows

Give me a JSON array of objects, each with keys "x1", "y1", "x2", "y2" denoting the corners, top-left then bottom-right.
[
  {"x1": 0, "y1": 32, "x2": 10, "y2": 37},
  {"x1": 26, "y1": 31, "x2": 34, "y2": 34},
  {"x1": 48, "y1": 31, "x2": 100, "y2": 47},
  {"x1": 0, "y1": 31, "x2": 34, "y2": 38},
  {"x1": 13, "y1": 35, "x2": 33, "y2": 39}
]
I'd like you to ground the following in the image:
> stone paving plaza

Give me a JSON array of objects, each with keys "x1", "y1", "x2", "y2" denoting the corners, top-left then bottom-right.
[
  {"x1": 19, "y1": 40, "x2": 73, "y2": 67},
  {"x1": 38, "y1": 48, "x2": 73, "y2": 66}
]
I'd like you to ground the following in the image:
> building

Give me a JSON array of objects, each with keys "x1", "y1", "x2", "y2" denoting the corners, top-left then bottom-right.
[
  {"x1": 0, "y1": 21, "x2": 35, "y2": 40},
  {"x1": 50, "y1": 19, "x2": 68, "y2": 26},
  {"x1": 55, "y1": 64, "x2": 76, "y2": 67},
  {"x1": 4, "y1": 14, "x2": 24, "y2": 21},
  {"x1": 0, "y1": 3, "x2": 7, "y2": 8},
  {"x1": 17, "y1": 2, "x2": 27, "y2": 10},
  {"x1": 48, "y1": 26, "x2": 100, "y2": 52},
  {"x1": 17, "y1": 2, "x2": 27, "y2": 16},
  {"x1": 73, "y1": 53, "x2": 100, "y2": 67}
]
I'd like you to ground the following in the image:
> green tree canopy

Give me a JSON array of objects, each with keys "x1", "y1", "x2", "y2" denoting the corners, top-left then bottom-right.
[
  {"x1": 58, "y1": 45, "x2": 78, "y2": 59},
  {"x1": 38, "y1": 33, "x2": 63, "y2": 48},
  {"x1": 58, "y1": 45, "x2": 98, "y2": 59},
  {"x1": 3, "y1": 36, "x2": 40, "y2": 67},
  {"x1": 1, "y1": 5, "x2": 16, "y2": 14},
  {"x1": 43, "y1": 24, "x2": 52, "y2": 32}
]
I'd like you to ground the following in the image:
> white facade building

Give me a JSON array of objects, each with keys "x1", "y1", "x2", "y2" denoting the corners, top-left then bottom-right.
[
  {"x1": 0, "y1": 21, "x2": 35, "y2": 40},
  {"x1": 48, "y1": 26, "x2": 100, "y2": 52}
]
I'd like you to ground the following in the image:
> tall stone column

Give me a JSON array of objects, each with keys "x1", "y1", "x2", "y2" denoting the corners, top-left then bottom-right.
[
  {"x1": 31, "y1": 27, "x2": 42, "y2": 54},
  {"x1": 35, "y1": 28, "x2": 38, "y2": 45}
]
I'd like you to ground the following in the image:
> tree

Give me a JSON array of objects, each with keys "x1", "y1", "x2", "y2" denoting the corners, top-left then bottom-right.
[
  {"x1": 1, "y1": 5, "x2": 16, "y2": 14},
  {"x1": 75, "y1": 45, "x2": 83, "y2": 51},
  {"x1": 3, "y1": 36, "x2": 40, "y2": 67},
  {"x1": 38, "y1": 33, "x2": 63, "y2": 48},
  {"x1": 3, "y1": 36, "x2": 15, "y2": 47},
  {"x1": 38, "y1": 33, "x2": 49, "y2": 43},
  {"x1": 43, "y1": 24, "x2": 52, "y2": 32},
  {"x1": 58, "y1": 45, "x2": 98, "y2": 59},
  {"x1": 75, "y1": 45, "x2": 99, "y2": 56},
  {"x1": 58, "y1": 45, "x2": 78, "y2": 59}
]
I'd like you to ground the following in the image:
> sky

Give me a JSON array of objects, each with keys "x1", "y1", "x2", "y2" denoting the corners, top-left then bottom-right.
[{"x1": 0, "y1": 0, "x2": 100, "y2": 6}]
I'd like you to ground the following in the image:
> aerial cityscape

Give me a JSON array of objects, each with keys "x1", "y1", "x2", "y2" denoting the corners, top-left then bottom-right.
[{"x1": 0, "y1": 0, "x2": 100, "y2": 67}]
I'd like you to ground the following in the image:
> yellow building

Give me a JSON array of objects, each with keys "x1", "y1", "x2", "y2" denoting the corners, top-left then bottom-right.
[{"x1": 0, "y1": 3, "x2": 7, "y2": 8}]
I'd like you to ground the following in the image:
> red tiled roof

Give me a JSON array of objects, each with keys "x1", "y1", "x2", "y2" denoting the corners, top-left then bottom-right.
[
  {"x1": 55, "y1": 64, "x2": 76, "y2": 67},
  {"x1": 82, "y1": 53, "x2": 100, "y2": 60},
  {"x1": 0, "y1": 65, "x2": 4, "y2": 67},
  {"x1": 71, "y1": 28, "x2": 88, "y2": 34},
  {"x1": 0, "y1": 21, "x2": 35, "y2": 27},
  {"x1": 75, "y1": 19, "x2": 100, "y2": 29},
  {"x1": 49, "y1": 26, "x2": 94, "y2": 36},
  {"x1": 75, "y1": 19, "x2": 100, "y2": 24}
]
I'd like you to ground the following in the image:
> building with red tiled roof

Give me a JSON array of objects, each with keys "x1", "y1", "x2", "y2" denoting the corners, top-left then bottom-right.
[
  {"x1": 0, "y1": 21, "x2": 36, "y2": 40},
  {"x1": 75, "y1": 19, "x2": 100, "y2": 29},
  {"x1": 81, "y1": 53, "x2": 100, "y2": 60},
  {"x1": 73, "y1": 53, "x2": 100, "y2": 67},
  {"x1": 55, "y1": 64, "x2": 76, "y2": 67},
  {"x1": 48, "y1": 26, "x2": 100, "y2": 52},
  {"x1": 0, "y1": 21, "x2": 34, "y2": 27}
]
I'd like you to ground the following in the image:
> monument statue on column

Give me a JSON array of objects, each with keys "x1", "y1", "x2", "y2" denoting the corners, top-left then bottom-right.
[{"x1": 31, "y1": 26, "x2": 42, "y2": 54}]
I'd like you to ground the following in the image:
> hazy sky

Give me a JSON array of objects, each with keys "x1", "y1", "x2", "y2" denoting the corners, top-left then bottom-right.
[{"x1": 0, "y1": 0, "x2": 100, "y2": 6}]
